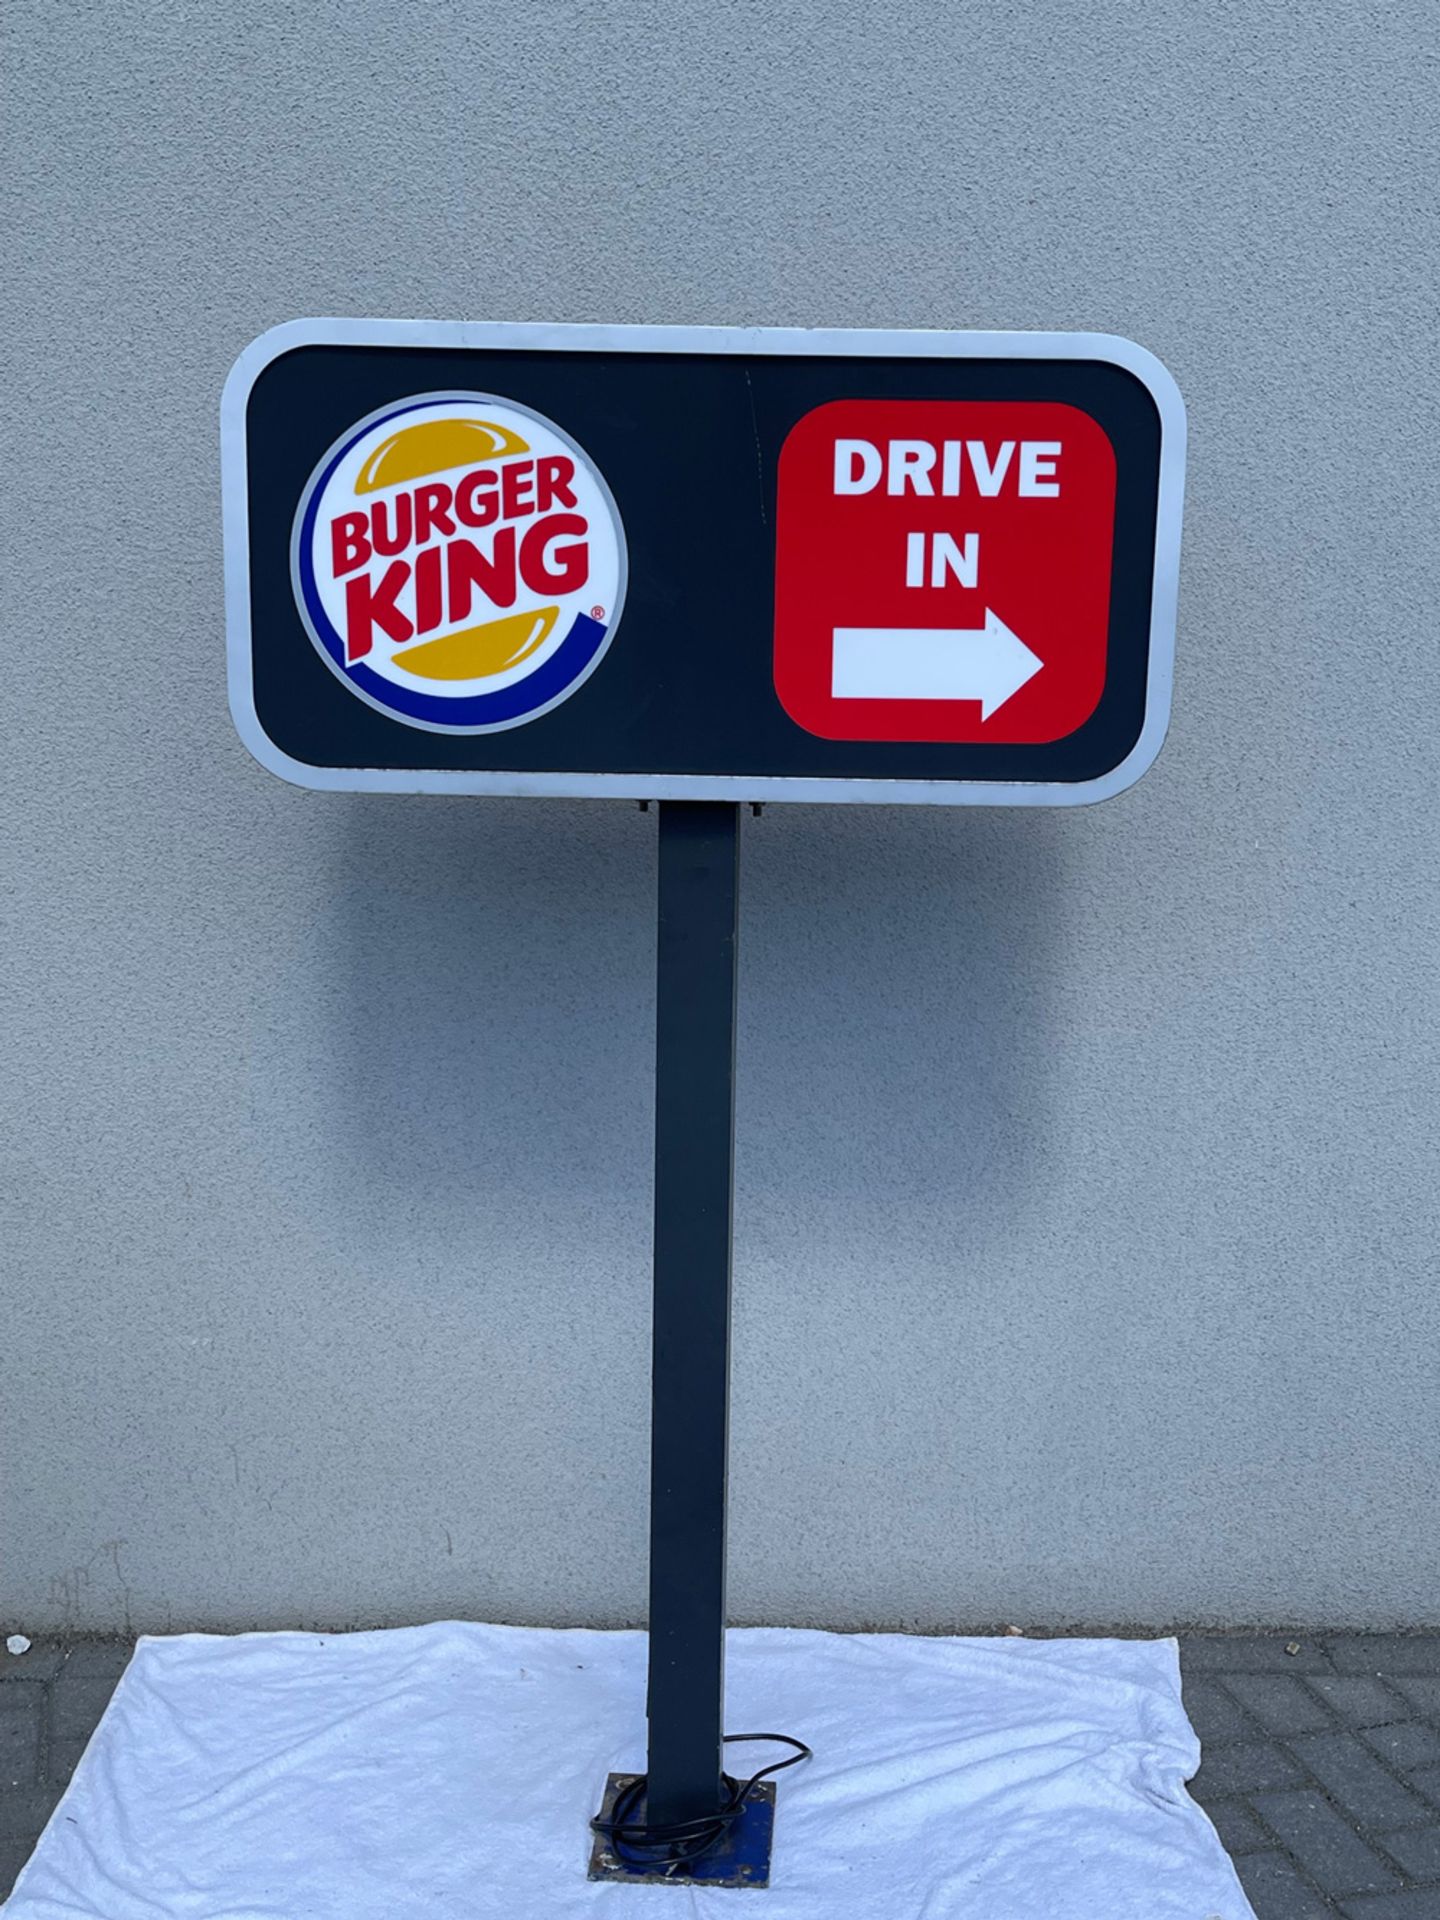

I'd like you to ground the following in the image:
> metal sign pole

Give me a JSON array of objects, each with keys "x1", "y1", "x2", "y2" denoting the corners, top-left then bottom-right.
[
  {"x1": 645, "y1": 799, "x2": 740, "y2": 1831},
  {"x1": 591, "y1": 798, "x2": 779, "y2": 1886}
]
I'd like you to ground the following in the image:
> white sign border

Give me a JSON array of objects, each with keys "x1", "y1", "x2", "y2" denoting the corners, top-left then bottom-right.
[{"x1": 222, "y1": 319, "x2": 1185, "y2": 807}]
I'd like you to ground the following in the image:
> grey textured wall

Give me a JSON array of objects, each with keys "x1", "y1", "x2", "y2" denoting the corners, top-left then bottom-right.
[{"x1": 3, "y1": 0, "x2": 1437, "y2": 1636}]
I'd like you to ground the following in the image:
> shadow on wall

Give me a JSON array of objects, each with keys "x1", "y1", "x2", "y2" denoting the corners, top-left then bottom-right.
[
  {"x1": 328, "y1": 796, "x2": 656, "y2": 1236},
  {"x1": 321, "y1": 796, "x2": 1068, "y2": 1275},
  {"x1": 254, "y1": 794, "x2": 1073, "y2": 1624},
  {"x1": 737, "y1": 804, "x2": 1068, "y2": 1270}
]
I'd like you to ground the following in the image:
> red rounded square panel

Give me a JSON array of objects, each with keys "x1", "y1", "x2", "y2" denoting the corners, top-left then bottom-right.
[{"x1": 773, "y1": 400, "x2": 1118, "y2": 744}]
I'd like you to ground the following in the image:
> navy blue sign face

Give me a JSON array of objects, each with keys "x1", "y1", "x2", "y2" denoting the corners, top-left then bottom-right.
[{"x1": 223, "y1": 322, "x2": 1184, "y2": 807}]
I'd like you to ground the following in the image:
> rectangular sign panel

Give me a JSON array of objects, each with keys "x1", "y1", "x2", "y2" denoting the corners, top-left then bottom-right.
[{"x1": 222, "y1": 322, "x2": 1184, "y2": 805}]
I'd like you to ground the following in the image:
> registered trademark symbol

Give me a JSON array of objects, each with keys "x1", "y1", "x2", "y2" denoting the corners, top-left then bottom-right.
[{"x1": 591, "y1": 605, "x2": 606, "y2": 620}]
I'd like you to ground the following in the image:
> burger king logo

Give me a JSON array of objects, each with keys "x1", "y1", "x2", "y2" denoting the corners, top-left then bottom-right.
[{"x1": 292, "y1": 392, "x2": 626, "y2": 733}]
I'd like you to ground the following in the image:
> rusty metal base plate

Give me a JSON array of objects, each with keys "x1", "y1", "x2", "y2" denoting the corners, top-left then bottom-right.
[{"x1": 587, "y1": 1773, "x2": 776, "y2": 1887}]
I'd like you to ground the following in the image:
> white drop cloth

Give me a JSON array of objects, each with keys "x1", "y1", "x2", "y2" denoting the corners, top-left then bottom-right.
[{"x1": 4, "y1": 1623, "x2": 1252, "y2": 1919}]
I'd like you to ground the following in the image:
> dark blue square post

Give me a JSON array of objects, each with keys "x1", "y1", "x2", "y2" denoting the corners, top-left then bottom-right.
[
  {"x1": 647, "y1": 800, "x2": 738, "y2": 1826},
  {"x1": 589, "y1": 801, "x2": 774, "y2": 1886}
]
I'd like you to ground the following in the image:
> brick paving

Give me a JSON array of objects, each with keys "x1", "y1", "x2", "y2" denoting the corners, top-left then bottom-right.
[
  {"x1": 1186, "y1": 1637, "x2": 1440, "y2": 1917},
  {"x1": 0, "y1": 1641, "x2": 131, "y2": 1901},
  {"x1": 3, "y1": 1634, "x2": 1440, "y2": 1912}
]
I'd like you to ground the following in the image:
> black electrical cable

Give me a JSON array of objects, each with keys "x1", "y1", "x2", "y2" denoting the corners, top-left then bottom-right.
[{"x1": 591, "y1": 1732, "x2": 813, "y2": 1870}]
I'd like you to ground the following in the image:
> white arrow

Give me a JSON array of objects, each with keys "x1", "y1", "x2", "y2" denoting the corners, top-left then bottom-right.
[{"x1": 831, "y1": 610, "x2": 1043, "y2": 720}]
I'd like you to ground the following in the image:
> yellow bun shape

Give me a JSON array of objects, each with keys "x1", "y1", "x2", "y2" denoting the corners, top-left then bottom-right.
[
  {"x1": 355, "y1": 417, "x2": 530, "y2": 493},
  {"x1": 391, "y1": 607, "x2": 559, "y2": 681}
]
